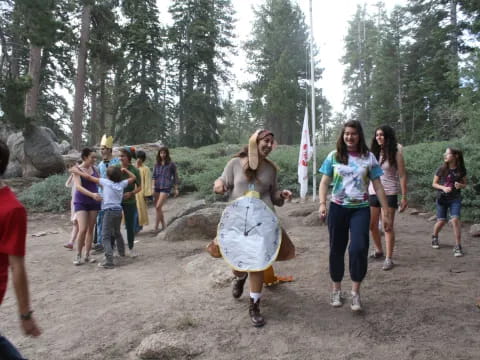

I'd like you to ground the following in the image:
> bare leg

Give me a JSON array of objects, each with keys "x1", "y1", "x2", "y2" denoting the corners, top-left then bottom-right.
[
  {"x1": 385, "y1": 208, "x2": 396, "y2": 258},
  {"x1": 155, "y1": 192, "x2": 169, "y2": 230},
  {"x1": 75, "y1": 211, "x2": 88, "y2": 258},
  {"x1": 451, "y1": 217, "x2": 461, "y2": 246},
  {"x1": 249, "y1": 271, "x2": 264, "y2": 293},
  {"x1": 369, "y1": 206, "x2": 382, "y2": 254},
  {"x1": 433, "y1": 220, "x2": 447, "y2": 236},
  {"x1": 84, "y1": 211, "x2": 98, "y2": 257},
  {"x1": 352, "y1": 281, "x2": 360, "y2": 294}
]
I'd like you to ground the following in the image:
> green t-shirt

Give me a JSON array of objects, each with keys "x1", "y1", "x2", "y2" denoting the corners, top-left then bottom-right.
[{"x1": 121, "y1": 164, "x2": 141, "y2": 205}]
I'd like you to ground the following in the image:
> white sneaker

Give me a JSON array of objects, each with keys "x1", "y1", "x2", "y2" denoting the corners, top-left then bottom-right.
[
  {"x1": 351, "y1": 292, "x2": 363, "y2": 312},
  {"x1": 73, "y1": 254, "x2": 82, "y2": 266},
  {"x1": 330, "y1": 290, "x2": 343, "y2": 307},
  {"x1": 128, "y1": 249, "x2": 138, "y2": 258},
  {"x1": 382, "y1": 258, "x2": 394, "y2": 271}
]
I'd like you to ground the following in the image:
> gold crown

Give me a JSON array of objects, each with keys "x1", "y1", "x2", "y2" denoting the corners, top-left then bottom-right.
[{"x1": 100, "y1": 135, "x2": 113, "y2": 148}]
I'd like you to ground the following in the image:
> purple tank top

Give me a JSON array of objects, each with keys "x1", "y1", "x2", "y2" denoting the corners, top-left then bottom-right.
[{"x1": 74, "y1": 167, "x2": 99, "y2": 205}]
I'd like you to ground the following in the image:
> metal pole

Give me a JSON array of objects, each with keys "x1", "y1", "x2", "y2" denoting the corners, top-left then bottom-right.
[{"x1": 309, "y1": 0, "x2": 316, "y2": 201}]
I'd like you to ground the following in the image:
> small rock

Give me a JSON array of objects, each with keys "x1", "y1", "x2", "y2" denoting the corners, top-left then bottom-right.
[
  {"x1": 136, "y1": 331, "x2": 190, "y2": 359},
  {"x1": 469, "y1": 224, "x2": 480, "y2": 237},
  {"x1": 287, "y1": 203, "x2": 319, "y2": 217},
  {"x1": 409, "y1": 208, "x2": 420, "y2": 215},
  {"x1": 302, "y1": 211, "x2": 325, "y2": 226},
  {"x1": 428, "y1": 215, "x2": 437, "y2": 222},
  {"x1": 418, "y1": 212, "x2": 430, "y2": 217}
]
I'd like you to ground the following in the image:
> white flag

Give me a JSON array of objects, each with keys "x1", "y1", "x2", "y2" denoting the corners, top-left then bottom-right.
[{"x1": 298, "y1": 108, "x2": 313, "y2": 199}]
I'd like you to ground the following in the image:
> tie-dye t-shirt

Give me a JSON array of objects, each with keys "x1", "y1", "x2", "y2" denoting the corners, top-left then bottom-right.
[{"x1": 319, "y1": 150, "x2": 383, "y2": 208}]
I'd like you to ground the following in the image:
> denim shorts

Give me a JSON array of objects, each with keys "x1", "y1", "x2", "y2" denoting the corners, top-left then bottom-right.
[
  {"x1": 368, "y1": 194, "x2": 398, "y2": 209},
  {"x1": 155, "y1": 188, "x2": 171, "y2": 194},
  {"x1": 436, "y1": 197, "x2": 461, "y2": 220}
]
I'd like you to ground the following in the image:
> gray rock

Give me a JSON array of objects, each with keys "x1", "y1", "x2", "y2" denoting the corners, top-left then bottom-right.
[
  {"x1": 23, "y1": 124, "x2": 65, "y2": 177},
  {"x1": 167, "y1": 199, "x2": 207, "y2": 226},
  {"x1": 287, "y1": 203, "x2": 319, "y2": 217},
  {"x1": 7, "y1": 132, "x2": 25, "y2": 163},
  {"x1": 3, "y1": 160, "x2": 22, "y2": 178},
  {"x1": 136, "y1": 331, "x2": 190, "y2": 360},
  {"x1": 58, "y1": 140, "x2": 72, "y2": 155},
  {"x1": 183, "y1": 253, "x2": 232, "y2": 288},
  {"x1": 409, "y1": 208, "x2": 420, "y2": 215},
  {"x1": 62, "y1": 152, "x2": 82, "y2": 168},
  {"x1": 469, "y1": 224, "x2": 480, "y2": 237},
  {"x1": 161, "y1": 207, "x2": 223, "y2": 241},
  {"x1": 209, "y1": 269, "x2": 235, "y2": 288},
  {"x1": 428, "y1": 215, "x2": 437, "y2": 222},
  {"x1": 302, "y1": 211, "x2": 325, "y2": 226}
]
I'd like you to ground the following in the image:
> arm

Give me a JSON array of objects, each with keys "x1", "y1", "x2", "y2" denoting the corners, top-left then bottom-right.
[
  {"x1": 432, "y1": 175, "x2": 451, "y2": 193},
  {"x1": 73, "y1": 173, "x2": 102, "y2": 202},
  {"x1": 213, "y1": 159, "x2": 234, "y2": 194},
  {"x1": 65, "y1": 174, "x2": 74, "y2": 188},
  {"x1": 372, "y1": 178, "x2": 392, "y2": 232},
  {"x1": 172, "y1": 163, "x2": 179, "y2": 197},
  {"x1": 9, "y1": 255, "x2": 41, "y2": 336},
  {"x1": 213, "y1": 179, "x2": 227, "y2": 194},
  {"x1": 70, "y1": 166, "x2": 100, "y2": 185},
  {"x1": 318, "y1": 174, "x2": 332, "y2": 219},
  {"x1": 121, "y1": 167, "x2": 137, "y2": 184},
  {"x1": 455, "y1": 176, "x2": 467, "y2": 190},
  {"x1": 396, "y1": 150, "x2": 408, "y2": 212}
]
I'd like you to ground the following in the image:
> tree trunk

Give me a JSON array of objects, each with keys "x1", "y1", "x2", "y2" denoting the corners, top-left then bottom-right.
[
  {"x1": 24, "y1": 45, "x2": 42, "y2": 120},
  {"x1": 71, "y1": 4, "x2": 92, "y2": 150}
]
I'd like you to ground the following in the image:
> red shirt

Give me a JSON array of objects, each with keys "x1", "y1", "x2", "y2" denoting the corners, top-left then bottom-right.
[{"x1": 0, "y1": 186, "x2": 27, "y2": 304}]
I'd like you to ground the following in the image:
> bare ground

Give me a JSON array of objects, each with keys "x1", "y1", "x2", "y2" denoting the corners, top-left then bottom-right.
[{"x1": 2, "y1": 195, "x2": 480, "y2": 360}]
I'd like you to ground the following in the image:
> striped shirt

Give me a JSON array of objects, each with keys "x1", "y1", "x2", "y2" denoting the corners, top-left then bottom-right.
[{"x1": 152, "y1": 162, "x2": 178, "y2": 190}]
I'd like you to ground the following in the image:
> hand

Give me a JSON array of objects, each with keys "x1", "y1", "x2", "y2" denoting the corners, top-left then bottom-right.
[
  {"x1": 319, "y1": 203, "x2": 327, "y2": 220},
  {"x1": 92, "y1": 193, "x2": 102, "y2": 202},
  {"x1": 120, "y1": 167, "x2": 127, "y2": 173},
  {"x1": 280, "y1": 189, "x2": 292, "y2": 201},
  {"x1": 443, "y1": 186, "x2": 452, "y2": 193},
  {"x1": 69, "y1": 166, "x2": 80, "y2": 175},
  {"x1": 399, "y1": 198, "x2": 408, "y2": 213},
  {"x1": 21, "y1": 317, "x2": 41, "y2": 337},
  {"x1": 174, "y1": 188, "x2": 179, "y2": 197},
  {"x1": 213, "y1": 180, "x2": 227, "y2": 194},
  {"x1": 382, "y1": 214, "x2": 392, "y2": 232},
  {"x1": 454, "y1": 182, "x2": 463, "y2": 190},
  {"x1": 123, "y1": 192, "x2": 133, "y2": 200}
]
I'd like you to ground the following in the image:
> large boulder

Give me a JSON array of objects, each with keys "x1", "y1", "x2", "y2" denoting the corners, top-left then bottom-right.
[
  {"x1": 3, "y1": 160, "x2": 22, "y2": 178},
  {"x1": 23, "y1": 124, "x2": 65, "y2": 177},
  {"x1": 58, "y1": 140, "x2": 72, "y2": 155},
  {"x1": 62, "y1": 151, "x2": 82, "y2": 168},
  {"x1": 167, "y1": 199, "x2": 207, "y2": 226},
  {"x1": 160, "y1": 207, "x2": 225, "y2": 241},
  {"x1": 6, "y1": 132, "x2": 25, "y2": 163},
  {"x1": 135, "y1": 331, "x2": 191, "y2": 360}
]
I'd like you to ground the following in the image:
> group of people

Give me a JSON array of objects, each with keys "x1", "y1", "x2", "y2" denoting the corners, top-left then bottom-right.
[
  {"x1": 213, "y1": 121, "x2": 469, "y2": 327},
  {"x1": 0, "y1": 120, "x2": 470, "y2": 357},
  {"x1": 64, "y1": 135, "x2": 179, "y2": 269}
]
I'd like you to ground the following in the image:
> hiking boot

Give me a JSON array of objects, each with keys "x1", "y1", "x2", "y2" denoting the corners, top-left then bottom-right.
[
  {"x1": 249, "y1": 298, "x2": 265, "y2": 327},
  {"x1": 232, "y1": 274, "x2": 248, "y2": 299},
  {"x1": 73, "y1": 254, "x2": 82, "y2": 266},
  {"x1": 330, "y1": 290, "x2": 343, "y2": 307},
  {"x1": 382, "y1": 258, "x2": 394, "y2": 271},
  {"x1": 453, "y1": 245, "x2": 464, "y2": 257},
  {"x1": 431, "y1": 235, "x2": 440, "y2": 249},
  {"x1": 351, "y1": 292, "x2": 363, "y2": 312}
]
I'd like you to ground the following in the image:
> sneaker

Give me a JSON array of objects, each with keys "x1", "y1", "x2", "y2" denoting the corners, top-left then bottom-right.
[
  {"x1": 73, "y1": 254, "x2": 82, "y2": 266},
  {"x1": 369, "y1": 250, "x2": 384, "y2": 259},
  {"x1": 128, "y1": 249, "x2": 138, "y2": 258},
  {"x1": 351, "y1": 292, "x2": 363, "y2": 312},
  {"x1": 453, "y1": 245, "x2": 464, "y2": 257},
  {"x1": 84, "y1": 256, "x2": 96, "y2": 264},
  {"x1": 330, "y1": 290, "x2": 343, "y2": 307},
  {"x1": 431, "y1": 235, "x2": 440, "y2": 249},
  {"x1": 98, "y1": 261, "x2": 114, "y2": 269},
  {"x1": 91, "y1": 244, "x2": 104, "y2": 255},
  {"x1": 64, "y1": 243, "x2": 73, "y2": 250},
  {"x1": 382, "y1": 258, "x2": 394, "y2": 271}
]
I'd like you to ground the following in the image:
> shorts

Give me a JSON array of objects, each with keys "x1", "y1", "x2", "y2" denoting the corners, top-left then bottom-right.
[
  {"x1": 368, "y1": 194, "x2": 398, "y2": 209},
  {"x1": 155, "y1": 188, "x2": 171, "y2": 194},
  {"x1": 436, "y1": 198, "x2": 461, "y2": 220},
  {"x1": 74, "y1": 202, "x2": 101, "y2": 212}
]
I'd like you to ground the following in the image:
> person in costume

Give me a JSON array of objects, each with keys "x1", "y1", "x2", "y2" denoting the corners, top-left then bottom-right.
[
  {"x1": 152, "y1": 146, "x2": 179, "y2": 233},
  {"x1": 119, "y1": 147, "x2": 141, "y2": 256},
  {"x1": 134, "y1": 150, "x2": 153, "y2": 233},
  {"x1": 72, "y1": 148, "x2": 101, "y2": 265},
  {"x1": 93, "y1": 135, "x2": 121, "y2": 253},
  {"x1": 213, "y1": 129, "x2": 294, "y2": 327},
  {"x1": 319, "y1": 120, "x2": 391, "y2": 312},
  {"x1": 368, "y1": 125, "x2": 408, "y2": 270}
]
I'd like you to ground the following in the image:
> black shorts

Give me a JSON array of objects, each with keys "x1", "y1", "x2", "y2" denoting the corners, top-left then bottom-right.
[{"x1": 369, "y1": 194, "x2": 398, "y2": 209}]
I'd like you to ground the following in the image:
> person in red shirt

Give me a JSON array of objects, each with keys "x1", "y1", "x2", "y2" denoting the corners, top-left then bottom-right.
[{"x1": 0, "y1": 139, "x2": 41, "y2": 358}]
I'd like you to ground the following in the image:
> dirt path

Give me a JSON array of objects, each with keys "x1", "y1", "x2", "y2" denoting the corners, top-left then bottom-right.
[{"x1": 2, "y1": 195, "x2": 480, "y2": 360}]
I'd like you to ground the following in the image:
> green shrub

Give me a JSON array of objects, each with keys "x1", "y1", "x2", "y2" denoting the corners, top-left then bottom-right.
[{"x1": 19, "y1": 174, "x2": 71, "y2": 212}]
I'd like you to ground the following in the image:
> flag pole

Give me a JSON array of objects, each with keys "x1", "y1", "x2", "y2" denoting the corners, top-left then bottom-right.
[{"x1": 309, "y1": 0, "x2": 317, "y2": 202}]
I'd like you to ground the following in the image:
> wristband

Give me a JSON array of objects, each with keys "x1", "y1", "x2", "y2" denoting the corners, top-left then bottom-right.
[{"x1": 20, "y1": 310, "x2": 33, "y2": 320}]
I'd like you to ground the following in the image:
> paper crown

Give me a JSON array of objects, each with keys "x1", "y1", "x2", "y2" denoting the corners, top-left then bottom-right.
[{"x1": 100, "y1": 135, "x2": 113, "y2": 148}]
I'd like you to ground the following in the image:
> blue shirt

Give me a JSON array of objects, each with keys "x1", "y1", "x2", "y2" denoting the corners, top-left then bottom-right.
[
  {"x1": 98, "y1": 157, "x2": 120, "y2": 194},
  {"x1": 99, "y1": 178, "x2": 129, "y2": 210}
]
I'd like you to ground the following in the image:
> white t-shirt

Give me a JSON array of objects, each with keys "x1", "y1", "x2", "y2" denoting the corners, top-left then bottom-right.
[{"x1": 99, "y1": 178, "x2": 129, "y2": 210}]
